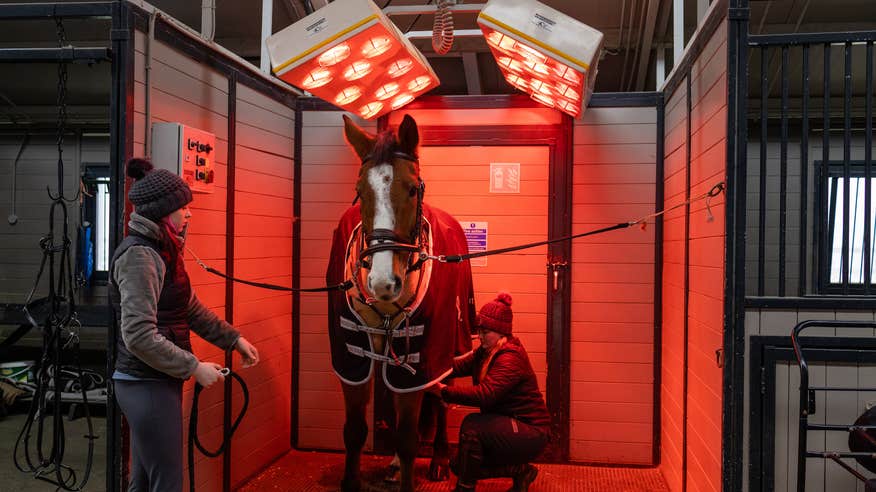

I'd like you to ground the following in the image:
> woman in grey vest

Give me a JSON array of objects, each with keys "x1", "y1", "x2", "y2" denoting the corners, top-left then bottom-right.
[{"x1": 110, "y1": 158, "x2": 259, "y2": 492}]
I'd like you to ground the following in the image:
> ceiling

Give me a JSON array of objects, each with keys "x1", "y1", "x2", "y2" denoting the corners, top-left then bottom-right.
[{"x1": 0, "y1": 0, "x2": 874, "y2": 125}]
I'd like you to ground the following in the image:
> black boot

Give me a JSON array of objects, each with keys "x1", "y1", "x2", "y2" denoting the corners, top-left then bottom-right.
[
  {"x1": 507, "y1": 464, "x2": 538, "y2": 492},
  {"x1": 453, "y1": 482, "x2": 476, "y2": 492}
]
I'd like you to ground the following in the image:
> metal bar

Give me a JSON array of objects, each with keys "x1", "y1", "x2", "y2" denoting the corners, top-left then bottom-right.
[
  {"x1": 653, "y1": 95, "x2": 665, "y2": 466},
  {"x1": 383, "y1": 3, "x2": 485, "y2": 15},
  {"x1": 222, "y1": 72, "x2": 237, "y2": 492},
  {"x1": 843, "y1": 43, "x2": 852, "y2": 292},
  {"x1": 824, "y1": 454, "x2": 870, "y2": 483},
  {"x1": 808, "y1": 451, "x2": 876, "y2": 459},
  {"x1": 260, "y1": 0, "x2": 272, "y2": 73},
  {"x1": 866, "y1": 42, "x2": 873, "y2": 293},
  {"x1": 759, "y1": 46, "x2": 768, "y2": 296},
  {"x1": 291, "y1": 100, "x2": 303, "y2": 449},
  {"x1": 749, "y1": 30, "x2": 876, "y2": 46},
  {"x1": 683, "y1": 71, "x2": 692, "y2": 492},
  {"x1": 809, "y1": 387, "x2": 876, "y2": 392},
  {"x1": 796, "y1": 333, "x2": 810, "y2": 492},
  {"x1": 820, "y1": 43, "x2": 831, "y2": 290},
  {"x1": 107, "y1": 3, "x2": 132, "y2": 490},
  {"x1": 0, "y1": 47, "x2": 111, "y2": 62},
  {"x1": 808, "y1": 423, "x2": 876, "y2": 430},
  {"x1": 404, "y1": 29, "x2": 482, "y2": 40},
  {"x1": 780, "y1": 46, "x2": 789, "y2": 296},
  {"x1": 800, "y1": 45, "x2": 810, "y2": 296},
  {"x1": 0, "y1": 2, "x2": 113, "y2": 19}
]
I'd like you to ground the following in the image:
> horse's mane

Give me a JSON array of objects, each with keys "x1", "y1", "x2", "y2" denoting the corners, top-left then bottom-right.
[{"x1": 367, "y1": 129, "x2": 418, "y2": 168}]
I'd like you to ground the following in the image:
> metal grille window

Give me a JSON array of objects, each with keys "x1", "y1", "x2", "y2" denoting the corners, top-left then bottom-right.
[
  {"x1": 94, "y1": 175, "x2": 110, "y2": 272},
  {"x1": 822, "y1": 163, "x2": 876, "y2": 292}
]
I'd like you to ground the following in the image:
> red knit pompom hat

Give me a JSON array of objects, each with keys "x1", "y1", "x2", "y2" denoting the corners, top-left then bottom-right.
[{"x1": 476, "y1": 292, "x2": 513, "y2": 336}]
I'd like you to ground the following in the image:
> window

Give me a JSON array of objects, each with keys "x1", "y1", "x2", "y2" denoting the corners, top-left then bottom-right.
[
  {"x1": 82, "y1": 165, "x2": 110, "y2": 284},
  {"x1": 821, "y1": 161, "x2": 876, "y2": 292}
]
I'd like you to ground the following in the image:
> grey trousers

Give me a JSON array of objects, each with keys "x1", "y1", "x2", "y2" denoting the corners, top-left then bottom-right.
[{"x1": 115, "y1": 378, "x2": 184, "y2": 492}]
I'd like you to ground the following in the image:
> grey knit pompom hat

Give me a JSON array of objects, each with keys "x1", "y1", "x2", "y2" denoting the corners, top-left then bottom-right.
[{"x1": 127, "y1": 158, "x2": 192, "y2": 221}]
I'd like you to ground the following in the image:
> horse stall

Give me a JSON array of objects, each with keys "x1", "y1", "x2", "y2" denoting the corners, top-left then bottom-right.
[{"x1": 14, "y1": 1, "x2": 876, "y2": 492}]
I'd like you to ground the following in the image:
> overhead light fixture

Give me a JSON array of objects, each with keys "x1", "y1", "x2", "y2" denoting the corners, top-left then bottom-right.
[
  {"x1": 266, "y1": 0, "x2": 439, "y2": 120},
  {"x1": 477, "y1": 0, "x2": 604, "y2": 118}
]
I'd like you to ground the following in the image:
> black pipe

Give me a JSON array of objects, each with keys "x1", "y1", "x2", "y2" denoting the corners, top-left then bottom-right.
[
  {"x1": 866, "y1": 42, "x2": 873, "y2": 293},
  {"x1": 843, "y1": 43, "x2": 852, "y2": 293},
  {"x1": 799, "y1": 45, "x2": 809, "y2": 296},
  {"x1": 759, "y1": 46, "x2": 767, "y2": 296},
  {"x1": 779, "y1": 46, "x2": 789, "y2": 296}
]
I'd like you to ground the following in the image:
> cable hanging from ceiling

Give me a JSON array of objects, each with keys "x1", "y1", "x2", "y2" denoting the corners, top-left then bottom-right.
[{"x1": 432, "y1": 0, "x2": 455, "y2": 54}]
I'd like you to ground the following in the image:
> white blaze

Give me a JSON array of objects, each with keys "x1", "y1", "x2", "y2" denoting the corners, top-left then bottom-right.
[{"x1": 367, "y1": 164, "x2": 397, "y2": 299}]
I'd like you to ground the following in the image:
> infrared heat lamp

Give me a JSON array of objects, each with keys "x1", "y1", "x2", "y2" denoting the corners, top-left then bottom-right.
[
  {"x1": 477, "y1": 0, "x2": 604, "y2": 118},
  {"x1": 266, "y1": 0, "x2": 439, "y2": 120}
]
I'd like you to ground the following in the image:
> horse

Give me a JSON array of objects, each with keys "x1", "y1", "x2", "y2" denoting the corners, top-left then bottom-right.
[{"x1": 326, "y1": 114, "x2": 476, "y2": 492}]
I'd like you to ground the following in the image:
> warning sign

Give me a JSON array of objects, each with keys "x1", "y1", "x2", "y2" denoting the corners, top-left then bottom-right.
[
  {"x1": 460, "y1": 221, "x2": 488, "y2": 267},
  {"x1": 490, "y1": 163, "x2": 520, "y2": 193}
]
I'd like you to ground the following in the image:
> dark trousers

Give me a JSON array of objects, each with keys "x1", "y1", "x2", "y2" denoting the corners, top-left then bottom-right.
[
  {"x1": 453, "y1": 413, "x2": 549, "y2": 485},
  {"x1": 115, "y1": 378, "x2": 184, "y2": 492}
]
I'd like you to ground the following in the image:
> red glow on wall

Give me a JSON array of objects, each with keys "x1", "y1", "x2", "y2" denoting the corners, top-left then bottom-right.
[
  {"x1": 481, "y1": 26, "x2": 585, "y2": 118},
  {"x1": 274, "y1": 23, "x2": 437, "y2": 119}
]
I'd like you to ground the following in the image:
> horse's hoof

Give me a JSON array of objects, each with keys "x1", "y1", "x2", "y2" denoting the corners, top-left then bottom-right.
[
  {"x1": 383, "y1": 464, "x2": 401, "y2": 483},
  {"x1": 340, "y1": 477, "x2": 361, "y2": 492},
  {"x1": 428, "y1": 460, "x2": 450, "y2": 481}
]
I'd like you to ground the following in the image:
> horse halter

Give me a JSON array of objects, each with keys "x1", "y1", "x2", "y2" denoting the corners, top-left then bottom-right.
[{"x1": 356, "y1": 150, "x2": 427, "y2": 270}]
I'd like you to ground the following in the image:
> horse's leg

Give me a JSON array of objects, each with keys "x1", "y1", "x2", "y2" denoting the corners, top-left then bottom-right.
[
  {"x1": 428, "y1": 394, "x2": 451, "y2": 481},
  {"x1": 394, "y1": 390, "x2": 424, "y2": 492},
  {"x1": 341, "y1": 381, "x2": 372, "y2": 492}
]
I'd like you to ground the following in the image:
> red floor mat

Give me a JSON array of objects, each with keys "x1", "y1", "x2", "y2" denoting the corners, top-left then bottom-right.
[{"x1": 238, "y1": 449, "x2": 669, "y2": 491}]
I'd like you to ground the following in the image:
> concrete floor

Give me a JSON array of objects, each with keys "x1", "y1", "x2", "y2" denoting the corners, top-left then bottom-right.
[{"x1": 0, "y1": 410, "x2": 107, "y2": 491}]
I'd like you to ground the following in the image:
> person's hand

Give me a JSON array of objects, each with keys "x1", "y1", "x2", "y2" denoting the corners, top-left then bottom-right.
[
  {"x1": 235, "y1": 337, "x2": 260, "y2": 368},
  {"x1": 426, "y1": 382, "x2": 446, "y2": 396},
  {"x1": 193, "y1": 361, "x2": 224, "y2": 387}
]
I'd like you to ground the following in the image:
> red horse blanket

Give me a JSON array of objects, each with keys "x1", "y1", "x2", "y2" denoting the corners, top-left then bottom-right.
[{"x1": 327, "y1": 203, "x2": 476, "y2": 392}]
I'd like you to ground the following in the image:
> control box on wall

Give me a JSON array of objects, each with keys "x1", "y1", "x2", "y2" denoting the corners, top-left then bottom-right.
[{"x1": 151, "y1": 123, "x2": 215, "y2": 193}]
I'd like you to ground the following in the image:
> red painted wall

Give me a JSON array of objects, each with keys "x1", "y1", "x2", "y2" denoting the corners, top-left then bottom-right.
[
  {"x1": 570, "y1": 106, "x2": 658, "y2": 464},
  {"x1": 131, "y1": 31, "x2": 294, "y2": 491},
  {"x1": 660, "y1": 18, "x2": 728, "y2": 492}
]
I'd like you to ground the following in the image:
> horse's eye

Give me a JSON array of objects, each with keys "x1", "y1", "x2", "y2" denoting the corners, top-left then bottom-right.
[{"x1": 409, "y1": 186, "x2": 418, "y2": 197}]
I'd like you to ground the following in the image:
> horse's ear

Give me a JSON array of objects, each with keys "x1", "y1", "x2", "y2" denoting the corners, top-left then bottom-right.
[
  {"x1": 397, "y1": 114, "x2": 419, "y2": 156},
  {"x1": 343, "y1": 114, "x2": 376, "y2": 162}
]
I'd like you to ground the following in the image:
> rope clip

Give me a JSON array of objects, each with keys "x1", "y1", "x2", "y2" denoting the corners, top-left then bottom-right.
[{"x1": 218, "y1": 367, "x2": 231, "y2": 377}]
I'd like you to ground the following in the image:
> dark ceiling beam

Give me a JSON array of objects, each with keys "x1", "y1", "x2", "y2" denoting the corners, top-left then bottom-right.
[
  {"x1": 635, "y1": 0, "x2": 662, "y2": 91},
  {"x1": 462, "y1": 52, "x2": 482, "y2": 95}
]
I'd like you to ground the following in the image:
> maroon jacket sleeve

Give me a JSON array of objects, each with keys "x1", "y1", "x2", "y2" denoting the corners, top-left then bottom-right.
[
  {"x1": 450, "y1": 350, "x2": 477, "y2": 378},
  {"x1": 442, "y1": 350, "x2": 523, "y2": 408}
]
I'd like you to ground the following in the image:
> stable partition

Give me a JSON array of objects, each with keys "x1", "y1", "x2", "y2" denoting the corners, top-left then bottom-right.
[
  {"x1": 128, "y1": 7, "x2": 296, "y2": 490},
  {"x1": 660, "y1": 8, "x2": 729, "y2": 492}
]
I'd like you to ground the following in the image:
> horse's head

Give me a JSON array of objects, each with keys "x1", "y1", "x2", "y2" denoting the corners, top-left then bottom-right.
[{"x1": 343, "y1": 114, "x2": 424, "y2": 303}]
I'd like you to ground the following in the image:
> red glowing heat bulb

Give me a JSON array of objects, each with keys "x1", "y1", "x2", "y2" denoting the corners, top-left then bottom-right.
[
  {"x1": 485, "y1": 31, "x2": 516, "y2": 54},
  {"x1": 516, "y1": 42, "x2": 547, "y2": 64},
  {"x1": 556, "y1": 99, "x2": 580, "y2": 117},
  {"x1": 505, "y1": 74, "x2": 529, "y2": 91},
  {"x1": 554, "y1": 82, "x2": 581, "y2": 101},
  {"x1": 301, "y1": 67, "x2": 333, "y2": 89},
  {"x1": 374, "y1": 82, "x2": 400, "y2": 100},
  {"x1": 530, "y1": 92, "x2": 555, "y2": 108},
  {"x1": 497, "y1": 56, "x2": 523, "y2": 74},
  {"x1": 522, "y1": 59, "x2": 551, "y2": 77},
  {"x1": 529, "y1": 79, "x2": 554, "y2": 96},
  {"x1": 335, "y1": 86, "x2": 362, "y2": 105},
  {"x1": 407, "y1": 76, "x2": 431, "y2": 92},
  {"x1": 391, "y1": 93, "x2": 414, "y2": 110},
  {"x1": 359, "y1": 101, "x2": 383, "y2": 119},
  {"x1": 387, "y1": 58, "x2": 414, "y2": 78},
  {"x1": 361, "y1": 36, "x2": 393, "y2": 58},
  {"x1": 553, "y1": 63, "x2": 581, "y2": 85},
  {"x1": 318, "y1": 43, "x2": 351, "y2": 67},
  {"x1": 343, "y1": 60, "x2": 372, "y2": 81}
]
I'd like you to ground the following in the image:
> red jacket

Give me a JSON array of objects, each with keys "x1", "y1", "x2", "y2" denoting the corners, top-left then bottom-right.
[{"x1": 442, "y1": 337, "x2": 550, "y2": 428}]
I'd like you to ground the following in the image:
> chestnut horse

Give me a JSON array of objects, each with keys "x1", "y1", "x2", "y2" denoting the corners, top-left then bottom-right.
[{"x1": 326, "y1": 114, "x2": 475, "y2": 492}]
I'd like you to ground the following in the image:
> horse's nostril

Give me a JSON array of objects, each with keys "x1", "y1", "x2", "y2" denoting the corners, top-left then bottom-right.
[{"x1": 392, "y1": 276, "x2": 402, "y2": 292}]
